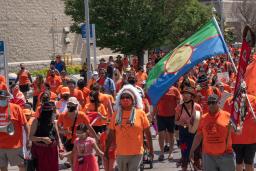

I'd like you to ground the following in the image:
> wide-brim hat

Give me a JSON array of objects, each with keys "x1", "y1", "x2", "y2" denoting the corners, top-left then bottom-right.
[{"x1": 181, "y1": 86, "x2": 196, "y2": 96}]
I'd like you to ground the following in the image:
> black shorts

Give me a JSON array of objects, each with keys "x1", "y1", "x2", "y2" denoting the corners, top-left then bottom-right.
[
  {"x1": 157, "y1": 116, "x2": 175, "y2": 133},
  {"x1": 232, "y1": 144, "x2": 256, "y2": 165},
  {"x1": 19, "y1": 84, "x2": 30, "y2": 93},
  {"x1": 92, "y1": 125, "x2": 107, "y2": 134}
]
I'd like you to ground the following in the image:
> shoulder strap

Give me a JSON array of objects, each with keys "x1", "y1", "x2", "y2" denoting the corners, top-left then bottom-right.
[{"x1": 71, "y1": 112, "x2": 78, "y2": 137}]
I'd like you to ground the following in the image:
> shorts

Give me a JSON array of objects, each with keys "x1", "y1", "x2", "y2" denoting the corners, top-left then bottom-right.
[
  {"x1": 0, "y1": 147, "x2": 24, "y2": 167},
  {"x1": 232, "y1": 144, "x2": 256, "y2": 165},
  {"x1": 157, "y1": 116, "x2": 175, "y2": 133},
  {"x1": 19, "y1": 84, "x2": 30, "y2": 93},
  {"x1": 92, "y1": 125, "x2": 107, "y2": 134}
]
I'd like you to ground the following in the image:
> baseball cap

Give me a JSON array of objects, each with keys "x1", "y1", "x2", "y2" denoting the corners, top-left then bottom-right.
[
  {"x1": 60, "y1": 87, "x2": 70, "y2": 95},
  {"x1": 67, "y1": 97, "x2": 79, "y2": 105}
]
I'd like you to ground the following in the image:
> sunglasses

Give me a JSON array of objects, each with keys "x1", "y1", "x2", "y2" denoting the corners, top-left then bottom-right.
[{"x1": 120, "y1": 95, "x2": 132, "y2": 100}]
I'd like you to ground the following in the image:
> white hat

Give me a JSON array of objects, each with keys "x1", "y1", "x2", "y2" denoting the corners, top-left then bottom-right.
[
  {"x1": 92, "y1": 71, "x2": 98, "y2": 75},
  {"x1": 67, "y1": 97, "x2": 79, "y2": 105}
]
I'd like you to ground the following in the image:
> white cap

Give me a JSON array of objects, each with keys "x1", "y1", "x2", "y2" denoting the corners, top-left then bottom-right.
[
  {"x1": 67, "y1": 97, "x2": 79, "y2": 105},
  {"x1": 92, "y1": 71, "x2": 98, "y2": 75}
]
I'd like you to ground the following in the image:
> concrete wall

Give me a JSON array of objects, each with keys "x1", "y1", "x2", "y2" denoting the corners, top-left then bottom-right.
[{"x1": 0, "y1": 0, "x2": 115, "y2": 64}]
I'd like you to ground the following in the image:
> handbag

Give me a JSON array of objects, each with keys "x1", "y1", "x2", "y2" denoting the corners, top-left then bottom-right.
[{"x1": 63, "y1": 112, "x2": 78, "y2": 151}]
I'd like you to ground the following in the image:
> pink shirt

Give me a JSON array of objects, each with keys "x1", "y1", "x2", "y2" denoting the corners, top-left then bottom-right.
[{"x1": 74, "y1": 137, "x2": 95, "y2": 156}]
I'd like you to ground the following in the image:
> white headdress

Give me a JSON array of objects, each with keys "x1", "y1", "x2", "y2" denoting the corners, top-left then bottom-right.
[{"x1": 114, "y1": 84, "x2": 143, "y2": 126}]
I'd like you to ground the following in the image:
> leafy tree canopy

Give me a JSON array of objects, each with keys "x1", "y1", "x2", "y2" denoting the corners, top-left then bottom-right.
[{"x1": 65, "y1": 0, "x2": 211, "y2": 64}]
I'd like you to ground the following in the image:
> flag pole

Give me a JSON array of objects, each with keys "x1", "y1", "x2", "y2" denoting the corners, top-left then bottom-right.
[{"x1": 213, "y1": 17, "x2": 256, "y2": 120}]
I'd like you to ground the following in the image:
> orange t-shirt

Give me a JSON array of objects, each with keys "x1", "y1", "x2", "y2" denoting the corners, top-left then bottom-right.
[
  {"x1": 197, "y1": 86, "x2": 221, "y2": 114},
  {"x1": 18, "y1": 70, "x2": 31, "y2": 85},
  {"x1": 136, "y1": 72, "x2": 148, "y2": 87},
  {"x1": 46, "y1": 76, "x2": 62, "y2": 94},
  {"x1": 223, "y1": 95, "x2": 256, "y2": 144},
  {"x1": 36, "y1": 91, "x2": 57, "y2": 108},
  {"x1": 31, "y1": 80, "x2": 44, "y2": 96},
  {"x1": 57, "y1": 111, "x2": 90, "y2": 142},
  {"x1": 0, "y1": 83, "x2": 7, "y2": 91},
  {"x1": 0, "y1": 103, "x2": 27, "y2": 149},
  {"x1": 70, "y1": 89, "x2": 84, "y2": 103},
  {"x1": 87, "y1": 79, "x2": 96, "y2": 89},
  {"x1": 157, "y1": 86, "x2": 181, "y2": 117},
  {"x1": 109, "y1": 109, "x2": 150, "y2": 155},
  {"x1": 83, "y1": 103, "x2": 107, "y2": 126},
  {"x1": 81, "y1": 87, "x2": 90, "y2": 101},
  {"x1": 197, "y1": 110, "x2": 232, "y2": 155}
]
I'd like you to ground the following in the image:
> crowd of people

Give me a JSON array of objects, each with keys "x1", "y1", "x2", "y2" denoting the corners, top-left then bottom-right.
[{"x1": 0, "y1": 46, "x2": 255, "y2": 171}]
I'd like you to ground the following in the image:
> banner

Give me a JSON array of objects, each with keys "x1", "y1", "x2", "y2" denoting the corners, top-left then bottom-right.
[{"x1": 231, "y1": 26, "x2": 255, "y2": 125}]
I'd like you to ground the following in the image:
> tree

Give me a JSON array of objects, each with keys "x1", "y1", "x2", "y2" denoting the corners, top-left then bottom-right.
[
  {"x1": 236, "y1": 0, "x2": 256, "y2": 32},
  {"x1": 64, "y1": 0, "x2": 211, "y2": 66}
]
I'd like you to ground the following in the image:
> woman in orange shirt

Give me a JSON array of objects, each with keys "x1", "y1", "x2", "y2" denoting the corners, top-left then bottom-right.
[
  {"x1": 31, "y1": 74, "x2": 44, "y2": 111},
  {"x1": 15, "y1": 63, "x2": 33, "y2": 99},
  {"x1": 83, "y1": 90, "x2": 107, "y2": 134}
]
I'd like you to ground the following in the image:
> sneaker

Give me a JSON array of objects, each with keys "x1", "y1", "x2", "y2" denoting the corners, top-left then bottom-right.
[
  {"x1": 164, "y1": 145, "x2": 169, "y2": 152},
  {"x1": 158, "y1": 154, "x2": 164, "y2": 161}
]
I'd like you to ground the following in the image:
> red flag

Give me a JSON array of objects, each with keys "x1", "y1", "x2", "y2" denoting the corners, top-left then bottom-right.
[{"x1": 231, "y1": 26, "x2": 255, "y2": 125}]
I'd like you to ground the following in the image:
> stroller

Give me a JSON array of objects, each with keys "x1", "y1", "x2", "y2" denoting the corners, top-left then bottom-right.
[{"x1": 139, "y1": 135, "x2": 153, "y2": 171}]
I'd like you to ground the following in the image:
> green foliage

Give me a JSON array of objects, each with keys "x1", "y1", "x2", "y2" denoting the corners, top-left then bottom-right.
[
  {"x1": 64, "y1": 0, "x2": 211, "y2": 63},
  {"x1": 31, "y1": 65, "x2": 82, "y2": 77}
]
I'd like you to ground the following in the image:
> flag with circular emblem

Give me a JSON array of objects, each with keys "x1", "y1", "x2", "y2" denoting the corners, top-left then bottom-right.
[{"x1": 146, "y1": 18, "x2": 229, "y2": 106}]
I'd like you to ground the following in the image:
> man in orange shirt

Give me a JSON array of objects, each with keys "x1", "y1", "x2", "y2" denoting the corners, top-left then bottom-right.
[
  {"x1": 155, "y1": 86, "x2": 181, "y2": 161},
  {"x1": 190, "y1": 94, "x2": 235, "y2": 171},
  {"x1": 15, "y1": 63, "x2": 33, "y2": 99},
  {"x1": 223, "y1": 94, "x2": 256, "y2": 171},
  {"x1": 0, "y1": 90, "x2": 29, "y2": 171},
  {"x1": 135, "y1": 66, "x2": 148, "y2": 88},
  {"x1": 196, "y1": 74, "x2": 221, "y2": 114},
  {"x1": 67, "y1": 79, "x2": 84, "y2": 106},
  {"x1": 45, "y1": 69, "x2": 62, "y2": 94}
]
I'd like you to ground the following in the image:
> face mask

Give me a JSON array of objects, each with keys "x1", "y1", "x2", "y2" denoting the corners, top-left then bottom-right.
[
  {"x1": 67, "y1": 106, "x2": 77, "y2": 112},
  {"x1": 0, "y1": 99, "x2": 7, "y2": 107}
]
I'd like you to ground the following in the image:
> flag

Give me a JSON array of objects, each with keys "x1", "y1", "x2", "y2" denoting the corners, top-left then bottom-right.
[
  {"x1": 231, "y1": 38, "x2": 252, "y2": 125},
  {"x1": 146, "y1": 18, "x2": 229, "y2": 106},
  {"x1": 231, "y1": 26, "x2": 255, "y2": 126}
]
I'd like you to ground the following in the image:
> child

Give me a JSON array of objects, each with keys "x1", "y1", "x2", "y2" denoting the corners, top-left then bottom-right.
[
  {"x1": 60, "y1": 124, "x2": 103, "y2": 171},
  {"x1": 100, "y1": 128, "x2": 116, "y2": 171}
]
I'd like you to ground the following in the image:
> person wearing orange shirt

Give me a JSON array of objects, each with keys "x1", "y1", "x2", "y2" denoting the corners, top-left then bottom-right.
[
  {"x1": 98, "y1": 58, "x2": 108, "y2": 71},
  {"x1": 45, "y1": 69, "x2": 62, "y2": 94},
  {"x1": 9, "y1": 84, "x2": 26, "y2": 108},
  {"x1": 196, "y1": 74, "x2": 221, "y2": 114},
  {"x1": 135, "y1": 66, "x2": 148, "y2": 88},
  {"x1": 155, "y1": 86, "x2": 181, "y2": 161},
  {"x1": 31, "y1": 74, "x2": 44, "y2": 111},
  {"x1": 77, "y1": 79, "x2": 90, "y2": 106},
  {"x1": 67, "y1": 79, "x2": 84, "y2": 106},
  {"x1": 60, "y1": 70, "x2": 70, "y2": 86},
  {"x1": 105, "y1": 85, "x2": 153, "y2": 171},
  {"x1": 0, "y1": 90, "x2": 29, "y2": 171},
  {"x1": 36, "y1": 83, "x2": 57, "y2": 109},
  {"x1": 83, "y1": 90, "x2": 107, "y2": 134},
  {"x1": 190, "y1": 94, "x2": 235, "y2": 171},
  {"x1": 223, "y1": 94, "x2": 256, "y2": 171},
  {"x1": 0, "y1": 75, "x2": 7, "y2": 91},
  {"x1": 15, "y1": 63, "x2": 33, "y2": 99},
  {"x1": 55, "y1": 87, "x2": 70, "y2": 117},
  {"x1": 87, "y1": 71, "x2": 98, "y2": 89}
]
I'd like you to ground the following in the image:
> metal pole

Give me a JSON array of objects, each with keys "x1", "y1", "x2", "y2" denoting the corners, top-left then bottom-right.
[
  {"x1": 84, "y1": 0, "x2": 91, "y2": 82},
  {"x1": 219, "y1": 0, "x2": 224, "y2": 34},
  {"x1": 92, "y1": 24, "x2": 97, "y2": 70}
]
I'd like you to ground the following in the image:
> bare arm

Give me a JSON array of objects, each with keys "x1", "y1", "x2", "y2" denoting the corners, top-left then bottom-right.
[
  {"x1": 87, "y1": 124, "x2": 98, "y2": 141},
  {"x1": 93, "y1": 141, "x2": 104, "y2": 157},
  {"x1": 189, "y1": 133, "x2": 203, "y2": 160},
  {"x1": 105, "y1": 129, "x2": 115, "y2": 159}
]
